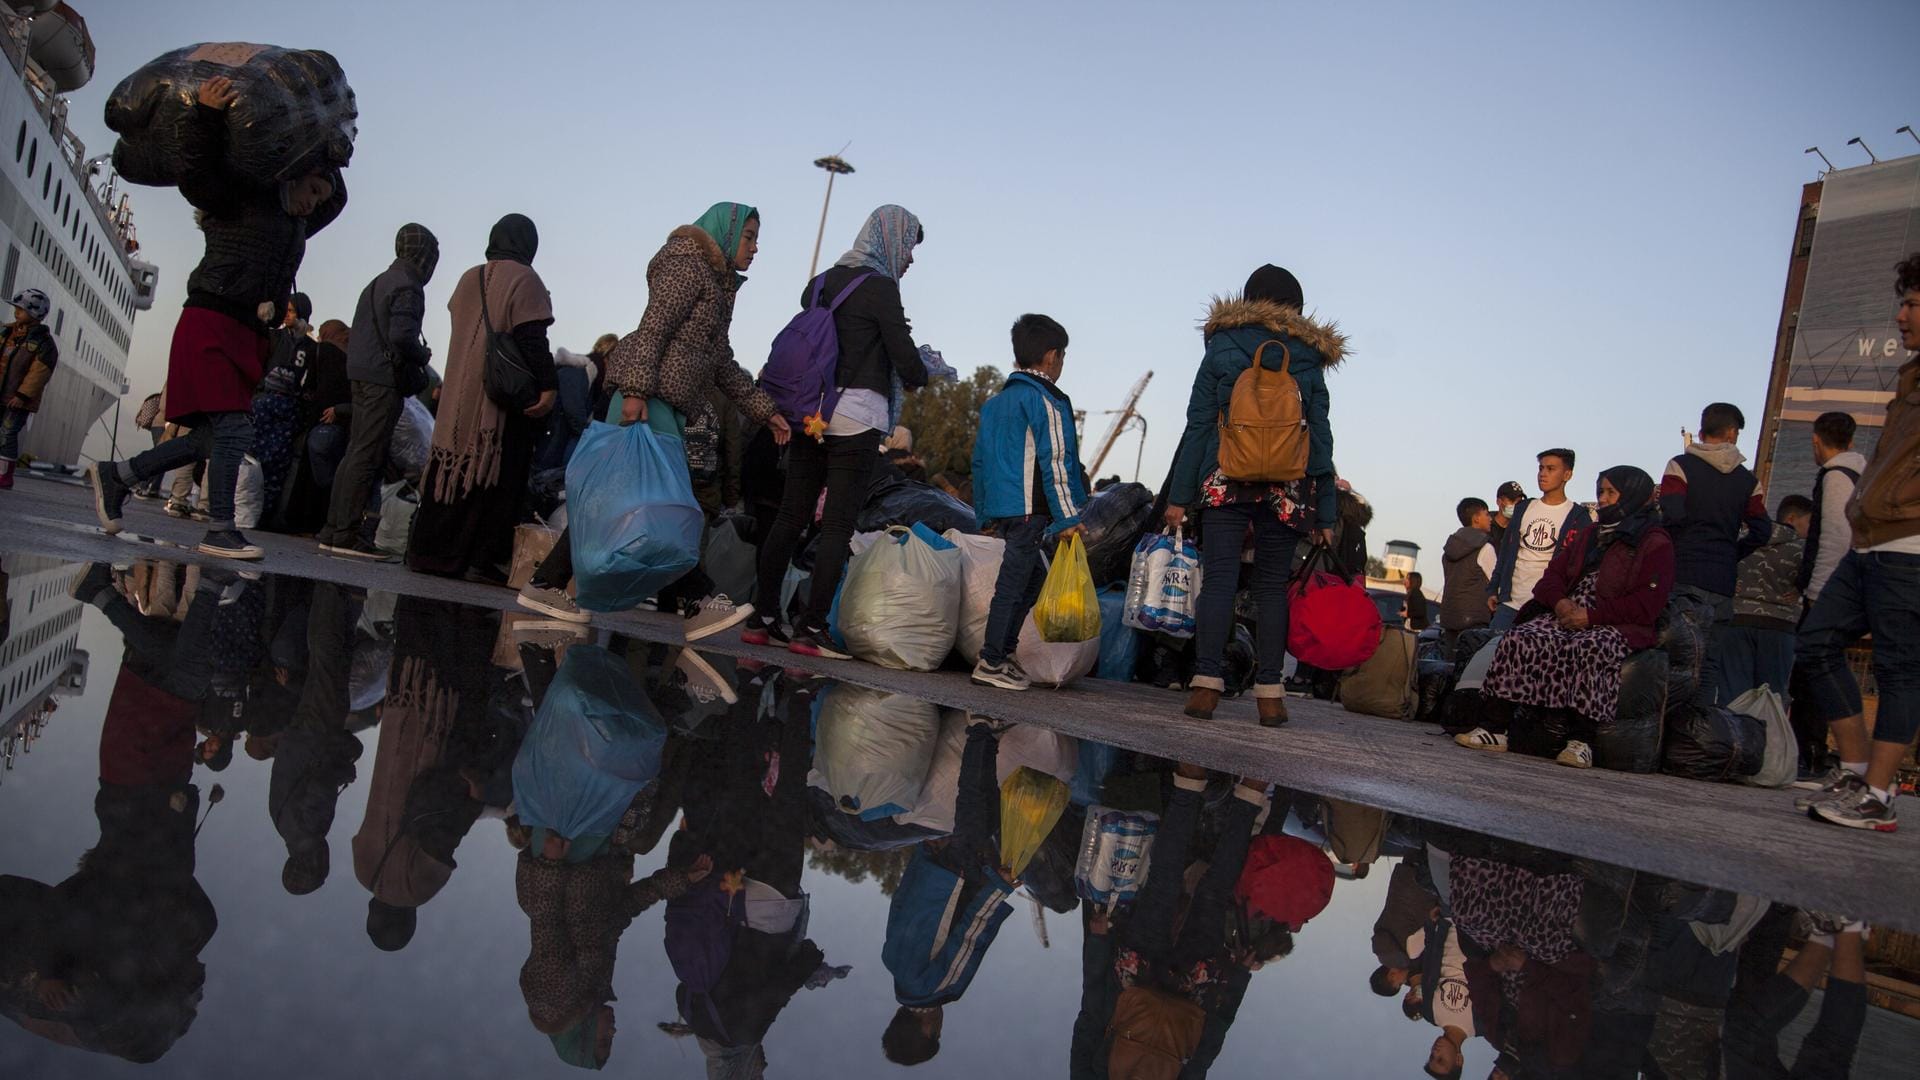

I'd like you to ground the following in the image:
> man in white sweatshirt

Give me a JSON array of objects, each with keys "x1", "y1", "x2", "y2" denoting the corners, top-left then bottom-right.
[{"x1": 1797, "y1": 411, "x2": 1866, "y2": 606}]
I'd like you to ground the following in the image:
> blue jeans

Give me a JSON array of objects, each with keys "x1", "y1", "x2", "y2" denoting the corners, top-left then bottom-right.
[
  {"x1": 0, "y1": 406, "x2": 26, "y2": 461},
  {"x1": 982, "y1": 515, "x2": 1050, "y2": 666},
  {"x1": 1712, "y1": 624, "x2": 1795, "y2": 702},
  {"x1": 1795, "y1": 549, "x2": 1920, "y2": 747},
  {"x1": 1490, "y1": 604, "x2": 1519, "y2": 632},
  {"x1": 306, "y1": 422, "x2": 349, "y2": 489},
  {"x1": 1193, "y1": 502, "x2": 1300, "y2": 691},
  {"x1": 123, "y1": 410, "x2": 254, "y2": 530}
]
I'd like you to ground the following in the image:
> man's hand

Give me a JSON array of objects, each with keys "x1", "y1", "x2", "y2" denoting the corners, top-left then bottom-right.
[
  {"x1": 685, "y1": 853, "x2": 714, "y2": 884},
  {"x1": 768, "y1": 413, "x2": 792, "y2": 446},
  {"x1": 319, "y1": 406, "x2": 337, "y2": 425},
  {"x1": 1487, "y1": 595, "x2": 1499, "y2": 614},
  {"x1": 1163, "y1": 504, "x2": 1185, "y2": 529},
  {"x1": 620, "y1": 395, "x2": 647, "y2": 425},
  {"x1": 7, "y1": 395, "x2": 28, "y2": 410},
  {"x1": 1313, "y1": 527, "x2": 1336, "y2": 549},
  {"x1": 197, "y1": 76, "x2": 238, "y2": 110},
  {"x1": 524, "y1": 389, "x2": 557, "y2": 419}
]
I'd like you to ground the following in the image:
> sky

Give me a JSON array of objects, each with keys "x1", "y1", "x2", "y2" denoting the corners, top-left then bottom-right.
[{"x1": 61, "y1": 0, "x2": 1920, "y2": 569}]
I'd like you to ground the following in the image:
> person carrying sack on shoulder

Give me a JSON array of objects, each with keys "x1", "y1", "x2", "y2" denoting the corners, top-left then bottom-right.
[{"x1": 1165, "y1": 264, "x2": 1345, "y2": 727}]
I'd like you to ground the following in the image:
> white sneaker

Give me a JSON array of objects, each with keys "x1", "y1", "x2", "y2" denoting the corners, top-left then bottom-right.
[
  {"x1": 1454, "y1": 728, "x2": 1508, "y2": 752},
  {"x1": 674, "y1": 648, "x2": 739, "y2": 705},
  {"x1": 685, "y1": 595, "x2": 752, "y2": 642},
  {"x1": 1556, "y1": 740, "x2": 1594, "y2": 769}
]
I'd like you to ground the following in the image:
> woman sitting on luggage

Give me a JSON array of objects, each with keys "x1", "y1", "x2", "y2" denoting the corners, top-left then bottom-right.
[
  {"x1": 1164, "y1": 264, "x2": 1346, "y2": 727},
  {"x1": 1459, "y1": 466, "x2": 1675, "y2": 769}
]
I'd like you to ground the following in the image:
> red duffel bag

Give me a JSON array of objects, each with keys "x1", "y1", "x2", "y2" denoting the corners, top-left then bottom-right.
[{"x1": 1287, "y1": 546, "x2": 1382, "y2": 670}]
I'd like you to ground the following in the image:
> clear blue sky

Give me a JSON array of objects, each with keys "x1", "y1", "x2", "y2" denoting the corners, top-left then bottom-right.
[{"x1": 66, "y1": 0, "x2": 1919, "y2": 567}]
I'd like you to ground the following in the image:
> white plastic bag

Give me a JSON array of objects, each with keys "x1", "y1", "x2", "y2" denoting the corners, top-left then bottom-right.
[
  {"x1": 387, "y1": 396, "x2": 435, "y2": 481},
  {"x1": 837, "y1": 525, "x2": 963, "y2": 671},
  {"x1": 1731, "y1": 685, "x2": 1795, "y2": 789},
  {"x1": 897, "y1": 710, "x2": 1077, "y2": 832},
  {"x1": 232, "y1": 453, "x2": 264, "y2": 528},
  {"x1": 1122, "y1": 527, "x2": 1202, "y2": 638},
  {"x1": 809, "y1": 685, "x2": 943, "y2": 820},
  {"x1": 1014, "y1": 612, "x2": 1100, "y2": 687},
  {"x1": 945, "y1": 530, "x2": 1008, "y2": 664},
  {"x1": 374, "y1": 481, "x2": 417, "y2": 556}
]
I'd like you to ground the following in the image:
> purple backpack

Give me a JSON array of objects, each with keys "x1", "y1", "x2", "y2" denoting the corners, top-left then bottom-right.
[
  {"x1": 666, "y1": 879, "x2": 744, "y2": 1034},
  {"x1": 758, "y1": 271, "x2": 875, "y2": 426}
]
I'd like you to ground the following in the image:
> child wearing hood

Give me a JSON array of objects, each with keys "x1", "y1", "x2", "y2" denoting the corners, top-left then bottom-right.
[{"x1": 1439, "y1": 497, "x2": 1498, "y2": 658}]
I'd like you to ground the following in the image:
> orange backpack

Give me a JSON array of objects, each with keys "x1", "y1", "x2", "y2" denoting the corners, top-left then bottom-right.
[
  {"x1": 1216, "y1": 340, "x2": 1308, "y2": 483},
  {"x1": 1106, "y1": 985, "x2": 1206, "y2": 1080}
]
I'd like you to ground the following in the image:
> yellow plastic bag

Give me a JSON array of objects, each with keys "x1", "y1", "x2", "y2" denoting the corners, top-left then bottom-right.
[
  {"x1": 1034, "y1": 533, "x2": 1102, "y2": 643},
  {"x1": 998, "y1": 766, "x2": 1070, "y2": 879}
]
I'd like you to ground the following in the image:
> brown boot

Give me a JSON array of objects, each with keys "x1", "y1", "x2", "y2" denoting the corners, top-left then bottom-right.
[
  {"x1": 1184, "y1": 687, "x2": 1221, "y2": 720},
  {"x1": 1257, "y1": 696, "x2": 1289, "y2": 728}
]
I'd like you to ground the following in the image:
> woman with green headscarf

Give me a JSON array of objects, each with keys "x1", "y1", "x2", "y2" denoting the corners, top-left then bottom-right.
[{"x1": 519, "y1": 203, "x2": 790, "y2": 640}]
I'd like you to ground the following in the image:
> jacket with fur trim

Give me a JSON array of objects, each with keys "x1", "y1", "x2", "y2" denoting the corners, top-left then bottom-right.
[
  {"x1": 605, "y1": 226, "x2": 775, "y2": 424},
  {"x1": 1169, "y1": 297, "x2": 1345, "y2": 526}
]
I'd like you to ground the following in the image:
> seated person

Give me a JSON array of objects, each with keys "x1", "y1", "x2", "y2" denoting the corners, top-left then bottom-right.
[{"x1": 1456, "y1": 466, "x2": 1675, "y2": 768}]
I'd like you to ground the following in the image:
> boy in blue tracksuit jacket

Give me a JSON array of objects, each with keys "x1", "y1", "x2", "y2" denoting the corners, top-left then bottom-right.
[
  {"x1": 969, "y1": 314, "x2": 1089, "y2": 692},
  {"x1": 880, "y1": 719, "x2": 1016, "y2": 1066}
]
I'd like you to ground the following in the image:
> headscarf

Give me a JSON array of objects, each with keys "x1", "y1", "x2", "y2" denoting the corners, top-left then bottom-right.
[
  {"x1": 692, "y1": 202, "x2": 758, "y2": 265},
  {"x1": 1243, "y1": 264, "x2": 1304, "y2": 310},
  {"x1": 835, "y1": 205, "x2": 922, "y2": 280},
  {"x1": 549, "y1": 1013, "x2": 606, "y2": 1070},
  {"x1": 396, "y1": 222, "x2": 440, "y2": 282},
  {"x1": 317, "y1": 319, "x2": 350, "y2": 349},
  {"x1": 486, "y1": 213, "x2": 539, "y2": 265},
  {"x1": 1586, "y1": 465, "x2": 1657, "y2": 571}
]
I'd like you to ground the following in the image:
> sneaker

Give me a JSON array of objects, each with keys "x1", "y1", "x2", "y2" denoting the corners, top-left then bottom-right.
[
  {"x1": 1555, "y1": 740, "x2": 1594, "y2": 769},
  {"x1": 971, "y1": 657, "x2": 1031, "y2": 691},
  {"x1": 511, "y1": 619, "x2": 591, "y2": 651},
  {"x1": 739, "y1": 612, "x2": 790, "y2": 647},
  {"x1": 131, "y1": 486, "x2": 160, "y2": 500},
  {"x1": 88, "y1": 462, "x2": 132, "y2": 534},
  {"x1": 674, "y1": 648, "x2": 739, "y2": 705},
  {"x1": 68, "y1": 563, "x2": 117, "y2": 607},
  {"x1": 1793, "y1": 768, "x2": 1866, "y2": 812},
  {"x1": 197, "y1": 529, "x2": 263, "y2": 561},
  {"x1": 684, "y1": 595, "x2": 752, "y2": 642},
  {"x1": 320, "y1": 536, "x2": 397, "y2": 562},
  {"x1": 1812, "y1": 788, "x2": 1897, "y2": 832},
  {"x1": 1454, "y1": 728, "x2": 1509, "y2": 752},
  {"x1": 966, "y1": 713, "x2": 1015, "y2": 735},
  {"x1": 787, "y1": 626, "x2": 851, "y2": 661},
  {"x1": 517, "y1": 583, "x2": 588, "y2": 623},
  {"x1": 164, "y1": 496, "x2": 193, "y2": 518}
]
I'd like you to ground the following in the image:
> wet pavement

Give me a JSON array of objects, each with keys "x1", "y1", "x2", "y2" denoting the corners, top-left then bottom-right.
[{"x1": 2, "y1": 542, "x2": 1918, "y2": 1078}]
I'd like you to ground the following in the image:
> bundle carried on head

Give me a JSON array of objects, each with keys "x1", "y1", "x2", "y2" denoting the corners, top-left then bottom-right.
[{"x1": 106, "y1": 42, "x2": 358, "y2": 187}]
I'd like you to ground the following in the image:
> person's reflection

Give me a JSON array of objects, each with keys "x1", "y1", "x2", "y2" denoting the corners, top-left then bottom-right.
[
  {"x1": 267, "y1": 581, "x2": 366, "y2": 895},
  {"x1": 513, "y1": 633, "x2": 711, "y2": 1071},
  {"x1": 665, "y1": 662, "x2": 847, "y2": 1075},
  {"x1": 0, "y1": 581, "x2": 216, "y2": 1062},
  {"x1": 353, "y1": 596, "x2": 518, "y2": 951}
]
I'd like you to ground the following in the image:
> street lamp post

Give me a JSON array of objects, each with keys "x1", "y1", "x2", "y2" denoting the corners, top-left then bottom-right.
[{"x1": 808, "y1": 154, "x2": 855, "y2": 280}]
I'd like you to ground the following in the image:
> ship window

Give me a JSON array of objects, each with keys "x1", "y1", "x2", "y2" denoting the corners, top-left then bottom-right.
[
  {"x1": 54, "y1": 309, "x2": 62, "y2": 336},
  {"x1": 41, "y1": 165, "x2": 49, "y2": 199},
  {"x1": 13, "y1": 122, "x2": 22, "y2": 162},
  {"x1": 26, "y1": 138, "x2": 35, "y2": 175},
  {"x1": 1, "y1": 245, "x2": 17, "y2": 299}
]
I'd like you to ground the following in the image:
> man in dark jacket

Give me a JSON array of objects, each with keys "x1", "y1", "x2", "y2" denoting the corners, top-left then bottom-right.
[
  {"x1": 1715, "y1": 496, "x2": 1810, "y2": 703},
  {"x1": 1660, "y1": 402, "x2": 1772, "y2": 704},
  {"x1": 316, "y1": 223, "x2": 438, "y2": 560},
  {"x1": 1439, "y1": 498, "x2": 1497, "y2": 658}
]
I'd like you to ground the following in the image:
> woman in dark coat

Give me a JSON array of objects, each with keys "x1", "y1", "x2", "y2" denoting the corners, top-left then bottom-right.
[
  {"x1": 1467, "y1": 466, "x2": 1676, "y2": 768},
  {"x1": 90, "y1": 75, "x2": 344, "y2": 560},
  {"x1": 407, "y1": 214, "x2": 558, "y2": 582}
]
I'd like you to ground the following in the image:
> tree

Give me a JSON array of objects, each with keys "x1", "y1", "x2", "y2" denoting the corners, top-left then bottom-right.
[
  {"x1": 1364, "y1": 556, "x2": 1387, "y2": 579},
  {"x1": 899, "y1": 365, "x2": 1003, "y2": 478},
  {"x1": 806, "y1": 844, "x2": 912, "y2": 895}
]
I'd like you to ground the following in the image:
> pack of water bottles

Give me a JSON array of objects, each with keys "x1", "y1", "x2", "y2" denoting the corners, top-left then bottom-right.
[
  {"x1": 106, "y1": 42, "x2": 358, "y2": 188},
  {"x1": 1121, "y1": 527, "x2": 1202, "y2": 638},
  {"x1": 1075, "y1": 806, "x2": 1158, "y2": 905}
]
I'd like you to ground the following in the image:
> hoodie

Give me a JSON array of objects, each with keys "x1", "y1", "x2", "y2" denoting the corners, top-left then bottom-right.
[
  {"x1": 1731, "y1": 520, "x2": 1805, "y2": 631},
  {"x1": 1169, "y1": 296, "x2": 1345, "y2": 526},
  {"x1": 1439, "y1": 526, "x2": 1494, "y2": 631},
  {"x1": 346, "y1": 228, "x2": 440, "y2": 388},
  {"x1": 1800, "y1": 449, "x2": 1866, "y2": 602},
  {"x1": 1659, "y1": 441, "x2": 1772, "y2": 597}
]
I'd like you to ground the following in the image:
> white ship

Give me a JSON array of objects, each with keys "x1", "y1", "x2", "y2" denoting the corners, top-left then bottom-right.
[
  {"x1": 0, "y1": 1, "x2": 158, "y2": 466},
  {"x1": 0, "y1": 552, "x2": 89, "y2": 785}
]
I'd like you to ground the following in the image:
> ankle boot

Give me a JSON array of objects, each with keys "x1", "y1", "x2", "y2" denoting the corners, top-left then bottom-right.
[
  {"x1": 1184, "y1": 686, "x2": 1221, "y2": 720},
  {"x1": 1257, "y1": 696, "x2": 1289, "y2": 727}
]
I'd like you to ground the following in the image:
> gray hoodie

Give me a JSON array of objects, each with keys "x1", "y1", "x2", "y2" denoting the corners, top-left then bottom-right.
[{"x1": 1804, "y1": 450, "x2": 1866, "y2": 603}]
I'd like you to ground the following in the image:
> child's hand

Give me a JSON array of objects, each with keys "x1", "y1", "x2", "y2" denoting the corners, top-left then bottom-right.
[{"x1": 685, "y1": 854, "x2": 714, "y2": 884}]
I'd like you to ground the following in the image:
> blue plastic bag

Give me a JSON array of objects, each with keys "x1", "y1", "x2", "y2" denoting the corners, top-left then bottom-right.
[
  {"x1": 1095, "y1": 586, "x2": 1138, "y2": 681},
  {"x1": 566, "y1": 421, "x2": 705, "y2": 612},
  {"x1": 512, "y1": 645, "x2": 668, "y2": 840}
]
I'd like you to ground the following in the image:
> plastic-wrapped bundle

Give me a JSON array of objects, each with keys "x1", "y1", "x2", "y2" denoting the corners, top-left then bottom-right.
[
  {"x1": 1657, "y1": 595, "x2": 1708, "y2": 707},
  {"x1": 1593, "y1": 649, "x2": 1667, "y2": 773},
  {"x1": 107, "y1": 42, "x2": 357, "y2": 187},
  {"x1": 810, "y1": 685, "x2": 942, "y2": 820},
  {"x1": 837, "y1": 525, "x2": 963, "y2": 671},
  {"x1": 1661, "y1": 704, "x2": 1765, "y2": 782},
  {"x1": 386, "y1": 396, "x2": 434, "y2": 482},
  {"x1": 1079, "y1": 482, "x2": 1154, "y2": 587},
  {"x1": 946, "y1": 530, "x2": 1007, "y2": 664},
  {"x1": 856, "y1": 475, "x2": 977, "y2": 535},
  {"x1": 566, "y1": 423, "x2": 705, "y2": 612},
  {"x1": 511, "y1": 645, "x2": 668, "y2": 840}
]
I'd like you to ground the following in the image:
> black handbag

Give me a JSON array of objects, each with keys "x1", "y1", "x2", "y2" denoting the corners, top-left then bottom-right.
[{"x1": 477, "y1": 264, "x2": 540, "y2": 411}]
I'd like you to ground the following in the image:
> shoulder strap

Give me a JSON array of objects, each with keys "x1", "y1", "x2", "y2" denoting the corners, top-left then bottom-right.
[
  {"x1": 1827, "y1": 464, "x2": 1860, "y2": 483},
  {"x1": 1248, "y1": 339, "x2": 1291, "y2": 375},
  {"x1": 825, "y1": 271, "x2": 877, "y2": 311}
]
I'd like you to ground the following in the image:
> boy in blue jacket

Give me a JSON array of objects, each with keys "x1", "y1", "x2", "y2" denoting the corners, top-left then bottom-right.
[{"x1": 969, "y1": 314, "x2": 1089, "y2": 691}]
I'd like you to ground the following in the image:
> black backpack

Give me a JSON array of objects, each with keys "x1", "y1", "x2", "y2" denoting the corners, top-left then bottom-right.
[{"x1": 477, "y1": 264, "x2": 540, "y2": 411}]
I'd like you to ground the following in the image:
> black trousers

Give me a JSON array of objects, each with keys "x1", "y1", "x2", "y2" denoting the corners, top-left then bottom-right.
[
  {"x1": 319, "y1": 380, "x2": 403, "y2": 545},
  {"x1": 752, "y1": 429, "x2": 882, "y2": 630}
]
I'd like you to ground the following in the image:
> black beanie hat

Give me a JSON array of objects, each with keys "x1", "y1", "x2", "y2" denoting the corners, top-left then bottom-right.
[
  {"x1": 289, "y1": 292, "x2": 313, "y2": 321},
  {"x1": 1244, "y1": 264, "x2": 1303, "y2": 310}
]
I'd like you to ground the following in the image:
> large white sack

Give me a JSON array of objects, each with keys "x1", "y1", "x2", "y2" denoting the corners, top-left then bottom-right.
[
  {"x1": 809, "y1": 685, "x2": 943, "y2": 820},
  {"x1": 896, "y1": 709, "x2": 1079, "y2": 833},
  {"x1": 838, "y1": 527, "x2": 963, "y2": 672}
]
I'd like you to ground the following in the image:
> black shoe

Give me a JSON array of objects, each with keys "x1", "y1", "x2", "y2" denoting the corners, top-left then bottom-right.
[
  {"x1": 198, "y1": 529, "x2": 263, "y2": 560},
  {"x1": 739, "y1": 612, "x2": 790, "y2": 647},
  {"x1": 88, "y1": 462, "x2": 131, "y2": 535},
  {"x1": 68, "y1": 563, "x2": 117, "y2": 607},
  {"x1": 787, "y1": 626, "x2": 852, "y2": 661},
  {"x1": 463, "y1": 564, "x2": 510, "y2": 588},
  {"x1": 321, "y1": 536, "x2": 396, "y2": 562}
]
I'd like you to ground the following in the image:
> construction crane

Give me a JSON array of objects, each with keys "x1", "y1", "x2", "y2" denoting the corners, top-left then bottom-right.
[{"x1": 1087, "y1": 371, "x2": 1153, "y2": 479}]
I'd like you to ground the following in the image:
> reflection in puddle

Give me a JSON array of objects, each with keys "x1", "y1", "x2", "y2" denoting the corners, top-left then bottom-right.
[{"x1": 2, "y1": 555, "x2": 1915, "y2": 1077}]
